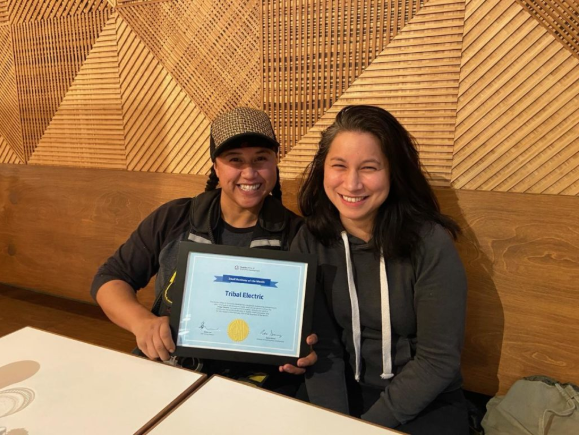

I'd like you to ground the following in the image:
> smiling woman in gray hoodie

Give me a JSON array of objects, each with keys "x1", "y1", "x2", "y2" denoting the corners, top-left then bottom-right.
[{"x1": 292, "y1": 105, "x2": 469, "y2": 434}]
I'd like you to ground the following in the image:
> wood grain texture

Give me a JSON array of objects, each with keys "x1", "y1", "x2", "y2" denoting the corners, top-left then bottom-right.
[
  {"x1": 263, "y1": 0, "x2": 426, "y2": 157},
  {"x1": 452, "y1": 0, "x2": 579, "y2": 195},
  {"x1": 0, "y1": 1, "x2": 8, "y2": 25},
  {"x1": 0, "y1": 135, "x2": 21, "y2": 164},
  {"x1": 438, "y1": 188, "x2": 579, "y2": 395},
  {"x1": 516, "y1": 0, "x2": 579, "y2": 58},
  {"x1": 0, "y1": 23, "x2": 24, "y2": 161},
  {"x1": 11, "y1": 9, "x2": 110, "y2": 160},
  {"x1": 282, "y1": 179, "x2": 579, "y2": 396},
  {"x1": 0, "y1": 164, "x2": 207, "y2": 309},
  {"x1": 0, "y1": 283, "x2": 135, "y2": 352},
  {"x1": 117, "y1": 0, "x2": 262, "y2": 120},
  {"x1": 6, "y1": 0, "x2": 109, "y2": 24},
  {"x1": 278, "y1": 0, "x2": 465, "y2": 186},
  {"x1": 28, "y1": 12, "x2": 126, "y2": 169},
  {"x1": 116, "y1": 15, "x2": 212, "y2": 175}
]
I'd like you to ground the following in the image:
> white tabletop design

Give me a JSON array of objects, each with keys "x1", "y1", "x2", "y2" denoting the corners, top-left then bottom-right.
[
  {"x1": 0, "y1": 327, "x2": 203, "y2": 434},
  {"x1": 149, "y1": 375, "x2": 401, "y2": 434}
]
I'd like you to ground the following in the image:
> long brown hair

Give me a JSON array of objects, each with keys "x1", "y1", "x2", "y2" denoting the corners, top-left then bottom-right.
[{"x1": 299, "y1": 105, "x2": 459, "y2": 258}]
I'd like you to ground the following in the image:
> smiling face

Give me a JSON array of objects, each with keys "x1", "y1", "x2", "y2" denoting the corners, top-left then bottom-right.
[
  {"x1": 214, "y1": 146, "x2": 278, "y2": 225},
  {"x1": 323, "y1": 131, "x2": 390, "y2": 241}
]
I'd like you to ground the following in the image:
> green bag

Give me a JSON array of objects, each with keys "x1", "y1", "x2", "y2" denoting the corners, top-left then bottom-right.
[{"x1": 482, "y1": 376, "x2": 579, "y2": 435}]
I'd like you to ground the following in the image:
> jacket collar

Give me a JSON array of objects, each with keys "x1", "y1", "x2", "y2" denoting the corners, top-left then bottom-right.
[{"x1": 189, "y1": 189, "x2": 288, "y2": 240}]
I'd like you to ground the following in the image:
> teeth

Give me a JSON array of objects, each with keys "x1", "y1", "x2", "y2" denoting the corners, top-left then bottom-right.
[
  {"x1": 341, "y1": 195, "x2": 365, "y2": 203},
  {"x1": 239, "y1": 184, "x2": 261, "y2": 191}
]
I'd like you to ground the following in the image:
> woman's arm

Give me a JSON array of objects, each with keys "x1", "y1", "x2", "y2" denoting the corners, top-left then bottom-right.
[
  {"x1": 362, "y1": 224, "x2": 467, "y2": 427},
  {"x1": 91, "y1": 199, "x2": 191, "y2": 360},
  {"x1": 96, "y1": 280, "x2": 175, "y2": 360}
]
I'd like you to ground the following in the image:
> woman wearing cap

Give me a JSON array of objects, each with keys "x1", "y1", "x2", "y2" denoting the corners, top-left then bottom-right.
[
  {"x1": 292, "y1": 105, "x2": 469, "y2": 432},
  {"x1": 91, "y1": 107, "x2": 314, "y2": 396}
]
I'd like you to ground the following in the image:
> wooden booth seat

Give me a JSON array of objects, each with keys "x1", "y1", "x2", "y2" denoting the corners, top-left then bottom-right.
[{"x1": 1, "y1": 164, "x2": 578, "y2": 397}]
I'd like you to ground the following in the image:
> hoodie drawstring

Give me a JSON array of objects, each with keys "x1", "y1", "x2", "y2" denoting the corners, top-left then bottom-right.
[{"x1": 341, "y1": 231, "x2": 394, "y2": 382}]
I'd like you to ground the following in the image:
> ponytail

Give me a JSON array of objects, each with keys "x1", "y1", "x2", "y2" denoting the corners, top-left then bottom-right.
[{"x1": 205, "y1": 166, "x2": 219, "y2": 191}]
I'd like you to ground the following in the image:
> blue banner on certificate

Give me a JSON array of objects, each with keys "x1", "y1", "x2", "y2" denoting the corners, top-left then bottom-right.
[{"x1": 169, "y1": 242, "x2": 316, "y2": 365}]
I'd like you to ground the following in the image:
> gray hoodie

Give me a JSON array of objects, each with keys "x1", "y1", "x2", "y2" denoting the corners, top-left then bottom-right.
[{"x1": 291, "y1": 223, "x2": 467, "y2": 428}]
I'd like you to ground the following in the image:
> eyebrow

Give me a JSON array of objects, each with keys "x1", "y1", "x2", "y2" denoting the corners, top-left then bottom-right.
[{"x1": 328, "y1": 156, "x2": 382, "y2": 165}]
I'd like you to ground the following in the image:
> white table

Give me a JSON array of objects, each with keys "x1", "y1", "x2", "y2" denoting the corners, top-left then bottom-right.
[
  {"x1": 0, "y1": 327, "x2": 204, "y2": 434},
  {"x1": 148, "y1": 375, "x2": 403, "y2": 434}
]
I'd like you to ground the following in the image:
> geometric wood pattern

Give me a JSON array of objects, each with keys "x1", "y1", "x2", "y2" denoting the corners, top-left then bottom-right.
[
  {"x1": 117, "y1": 0, "x2": 262, "y2": 120},
  {"x1": 11, "y1": 9, "x2": 110, "y2": 160},
  {"x1": 0, "y1": 23, "x2": 24, "y2": 161},
  {"x1": 0, "y1": 1, "x2": 8, "y2": 25},
  {"x1": 0, "y1": 0, "x2": 576, "y2": 197},
  {"x1": 452, "y1": 0, "x2": 579, "y2": 195},
  {"x1": 6, "y1": 0, "x2": 109, "y2": 24},
  {"x1": 116, "y1": 0, "x2": 171, "y2": 5},
  {"x1": 264, "y1": 0, "x2": 427, "y2": 157},
  {"x1": 279, "y1": 0, "x2": 466, "y2": 186},
  {"x1": 29, "y1": 13, "x2": 126, "y2": 169},
  {"x1": 516, "y1": 0, "x2": 579, "y2": 58},
  {"x1": 117, "y1": 15, "x2": 212, "y2": 175},
  {"x1": 0, "y1": 135, "x2": 21, "y2": 164}
]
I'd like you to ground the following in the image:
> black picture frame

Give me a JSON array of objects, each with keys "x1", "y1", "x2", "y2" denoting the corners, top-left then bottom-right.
[{"x1": 169, "y1": 241, "x2": 317, "y2": 367}]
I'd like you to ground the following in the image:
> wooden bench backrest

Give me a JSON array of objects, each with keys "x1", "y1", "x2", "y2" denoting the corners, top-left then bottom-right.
[{"x1": 1, "y1": 164, "x2": 578, "y2": 396}]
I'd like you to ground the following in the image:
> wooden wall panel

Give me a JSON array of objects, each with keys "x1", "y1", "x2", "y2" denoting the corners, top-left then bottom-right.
[
  {"x1": 6, "y1": 0, "x2": 109, "y2": 24},
  {"x1": 0, "y1": 135, "x2": 21, "y2": 164},
  {"x1": 28, "y1": 13, "x2": 126, "y2": 169},
  {"x1": 116, "y1": 15, "x2": 212, "y2": 175},
  {"x1": 279, "y1": 0, "x2": 465, "y2": 186},
  {"x1": 0, "y1": 23, "x2": 24, "y2": 161},
  {"x1": 117, "y1": 0, "x2": 262, "y2": 120},
  {"x1": 0, "y1": 165, "x2": 208, "y2": 309},
  {"x1": 452, "y1": 0, "x2": 579, "y2": 195},
  {"x1": 263, "y1": 0, "x2": 426, "y2": 157},
  {"x1": 12, "y1": 9, "x2": 110, "y2": 160},
  {"x1": 0, "y1": 1, "x2": 8, "y2": 25},
  {"x1": 0, "y1": 0, "x2": 575, "y2": 196},
  {"x1": 439, "y1": 188, "x2": 579, "y2": 395},
  {"x1": 516, "y1": 0, "x2": 579, "y2": 58},
  {"x1": 115, "y1": 0, "x2": 172, "y2": 6}
]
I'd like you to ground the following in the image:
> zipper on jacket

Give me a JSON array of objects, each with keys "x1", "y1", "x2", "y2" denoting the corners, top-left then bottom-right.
[{"x1": 163, "y1": 271, "x2": 177, "y2": 304}]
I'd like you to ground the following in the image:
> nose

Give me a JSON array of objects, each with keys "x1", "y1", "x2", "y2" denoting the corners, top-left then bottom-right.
[
  {"x1": 343, "y1": 168, "x2": 362, "y2": 191},
  {"x1": 241, "y1": 163, "x2": 258, "y2": 179}
]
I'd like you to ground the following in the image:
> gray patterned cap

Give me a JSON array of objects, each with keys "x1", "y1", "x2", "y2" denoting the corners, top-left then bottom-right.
[{"x1": 210, "y1": 107, "x2": 279, "y2": 161}]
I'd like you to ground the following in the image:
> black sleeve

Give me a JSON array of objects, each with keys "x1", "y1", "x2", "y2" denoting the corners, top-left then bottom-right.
[{"x1": 90, "y1": 198, "x2": 192, "y2": 300}]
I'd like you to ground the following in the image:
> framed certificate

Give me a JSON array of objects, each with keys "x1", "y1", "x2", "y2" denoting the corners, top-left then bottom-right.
[{"x1": 169, "y1": 242, "x2": 317, "y2": 366}]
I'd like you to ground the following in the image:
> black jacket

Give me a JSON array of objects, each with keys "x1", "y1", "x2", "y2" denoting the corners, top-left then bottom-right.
[{"x1": 91, "y1": 189, "x2": 303, "y2": 317}]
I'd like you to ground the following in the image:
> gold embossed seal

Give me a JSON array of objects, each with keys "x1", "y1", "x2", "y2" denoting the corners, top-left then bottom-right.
[{"x1": 227, "y1": 319, "x2": 250, "y2": 342}]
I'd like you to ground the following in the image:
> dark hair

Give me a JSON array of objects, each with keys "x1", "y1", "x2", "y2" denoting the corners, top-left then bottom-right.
[
  {"x1": 205, "y1": 162, "x2": 282, "y2": 202},
  {"x1": 299, "y1": 105, "x2": 460, "y2": 259}
]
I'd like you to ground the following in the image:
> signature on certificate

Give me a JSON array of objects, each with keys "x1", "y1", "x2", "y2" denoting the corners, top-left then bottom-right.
[
  {"x1": 260, "y1": 329, "x2": 282, "y2": 339},
  {"x1": 199, "y1": 321, "x2": 220, "y2": 331}
]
